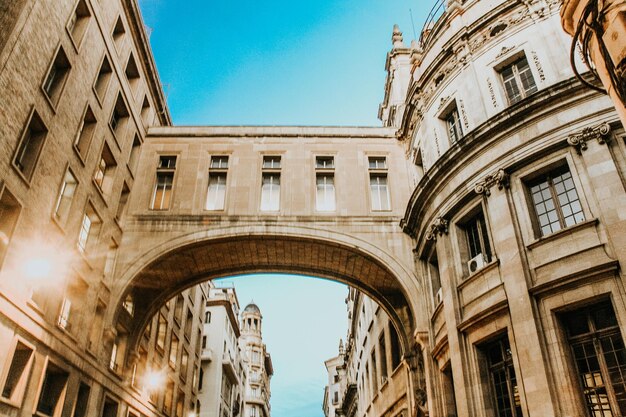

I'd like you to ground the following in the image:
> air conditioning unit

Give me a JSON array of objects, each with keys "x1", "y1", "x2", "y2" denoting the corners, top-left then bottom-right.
[
  {"x1": 435, "y1": 288, "x2": 443, "y2": 305},
  {"x1": 468, "y1": 254, "x2": 485, "y2": 274}
]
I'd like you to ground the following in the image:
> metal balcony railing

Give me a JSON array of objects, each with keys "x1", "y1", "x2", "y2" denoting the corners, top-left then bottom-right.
[{"x1": 419, "y1": 0, "x2": 447, "y2": 46}]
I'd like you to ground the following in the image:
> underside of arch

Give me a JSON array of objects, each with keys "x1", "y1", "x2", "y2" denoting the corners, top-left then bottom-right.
[{"x1": 115, "y1": 234, "x2": 418, "y2": 362}]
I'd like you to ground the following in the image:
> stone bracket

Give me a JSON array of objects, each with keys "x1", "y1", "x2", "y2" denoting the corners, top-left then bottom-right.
[
  {"x1": 474, "y1": 168, "x2": 510, "y2": 196},
  {"x1": 425, "y1": 217, "x2": 448, "y2": 241},
  {"x1": 567, "y1": 122, "x2": 611, "y2": 154}
]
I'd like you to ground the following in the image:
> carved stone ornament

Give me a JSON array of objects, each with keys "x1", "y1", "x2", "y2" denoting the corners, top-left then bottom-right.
[
  {"x1": 567, "y1": 122, "x2": 611, "y2": 154},
  {"x1": 474, "y1": 168, "x2": 510, "y2": 196},
  {"x1": 425, "y1": 217, "x2": 449, "y2": 241}
]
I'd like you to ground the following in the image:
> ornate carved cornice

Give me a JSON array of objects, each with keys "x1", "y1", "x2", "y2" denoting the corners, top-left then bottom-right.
[
  {"x1": 474, "y1": 169, "x2": 510, "y2": 196},
  {"x1": 566, "y1": 122, "x2": 611, "y2": 154},
  {"x1": 425, "y1": 217, "x2": 448, "y2": 241}
]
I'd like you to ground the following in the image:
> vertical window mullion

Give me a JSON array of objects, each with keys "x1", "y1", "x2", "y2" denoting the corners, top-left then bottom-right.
[{"x1": 547, "y1": 176, "x2": 566, "y2": 229}]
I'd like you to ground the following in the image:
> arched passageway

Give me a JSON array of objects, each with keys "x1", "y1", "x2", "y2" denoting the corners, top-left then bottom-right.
[{"x1": 111, "y1": 228, "x2": 423, "y2": 358}]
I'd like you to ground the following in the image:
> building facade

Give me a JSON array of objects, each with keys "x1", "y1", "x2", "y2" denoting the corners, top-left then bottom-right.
[
  {"x1": 239, "y1": 303, "x2": 273, "y2": 417},
  {"x1": 323, "y1": 290, "x2": 410, "y2": 417},
  {"x1": 197, "y1": 283, "x2": 246, "y2": 417},
  {"x1": 388, "y1": 0, "x2": 626, "y2": 416},
  {"x1": 0, "y1": 1, "x2": 204, "y2": 417},
  {"x1": 0, "y1": 0, "x2": 625, "y2": 417}
]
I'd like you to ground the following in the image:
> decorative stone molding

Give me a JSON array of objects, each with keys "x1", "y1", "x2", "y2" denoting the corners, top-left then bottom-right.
[
  {"x1": 567, "y1": 122, "x2": 611, "y2": 154},
  {"x1": 496, "y1": 45, "x2": 516, "y2": 59},
  {"x1": 425, "y1": 217, "x2": 449, "y2": 241},
  {"x1": 102, "y1": 327, "x2": 117, "y2": 350},
  {"x1": 474, "y1": 169, "x2": 510, "y2": 196}
]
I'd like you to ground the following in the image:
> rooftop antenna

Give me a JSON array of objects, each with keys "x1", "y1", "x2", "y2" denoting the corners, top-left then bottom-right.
[{"x1": 409, "y1": 8, "x2": 417, "y2": 40}]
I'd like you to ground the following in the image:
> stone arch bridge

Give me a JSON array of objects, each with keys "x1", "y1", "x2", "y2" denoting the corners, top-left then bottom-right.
[{"x1": 108, "y1": 125, "x2": 426, "y2": 403}]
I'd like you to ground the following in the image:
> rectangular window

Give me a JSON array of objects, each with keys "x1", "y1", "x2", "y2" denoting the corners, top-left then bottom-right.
[
  {"x1": 77, "y1": 203, "x2": 101, "y2": 253},
  {"x1": 71, "y1": 382, "x2": 90, "y2": 417},
  {"x1": 73, "y1": 106, "x2": 96, "y2": 159},
  {"x1": 169, "y1": 334, "x2": 179, "y2": 367},
  {"x1": 151, "y1": 156, "x2": 177, "y2": 210},
  {"x1": 500, "y1": 56, "x2": 537, "y2": 105},
  {"x1": 116, "y1": 182, "x2": 130, "y2": 221},
  {"x1": 371, "y1": 351, "x2": 378, "y2": 393},
  {"x1": 36, "y1": 361, "x2": 69, "y2": 417},
  {"x1": 389, "y1": 324, "x2": 402, "y2": 370},
  {"x1": 184, "y1": 309, "x2": 193, "y2": 341},
  {"x1": 445, "y1": 106, "x2": 463, "y2": 143},
  {"x1": 562, "y1": 301, "x2": 626, "y2": 416},
  {"x1": 426, "y1": 246, "x2": 442, "y2": 305},
  {"x1": 368, "y1": 157, "x2": 390, "y2": 211},
  {"x1": 180, "y1": 349, "x2": 189, "y2": 381},
  {"x1": 369, "y1": 175, "x2": 390, "y2": 211},
  {"x1": 379, "y1": 334, "x2": 388, "y2": 383},
  {"x1": 175, "y1": 390, "x2": 184, "y2": 417},
  {"x1": 67, "y1": 0, "x2": 90, "y2": 48},
  {"x1": 164, "y1": 379, "x2": 175, "y2": 415},
  {"x1": 368, "y1": 156, "x2": 387, "y2": 170},
  {"x1": 206, "y1": 155, "x2": 228, "y2": 210},
  {"x1": 262, "y1": 155, "x2": 281, "y2": 169},
  {"x1": 315, "y1": 156, "x2": 335, "y2": 212},
  {"x1": 112, "y1": 16, "x2": 125, "y2": 50},
  {"x1": 93, "y1": 142, "x2": 117, "y2": 195},
  {"x1": 141, "y1": 96, "x2": 152, "y2": 125},
  {"x1": 43, "y1": 47, "x2": 71, "y2": 106},
  {"x1": 463, "y1": 209, "x2": 492, "y2": 274},
  {"x1": 527, "y1": 164, "x2": 585, "y2": 237},
  {"x1": 101, "y1": 396, "x2": 119, "y2": 417},
  {"x1": 14, "y1": 110, "x2": 48, "y2": 181},
  {"x1": 483, "y1": 335, "x2": 522, "y2": 417},
  {"x1": 174, "y1": 295, "x2": 184, "y2": 324},
  {"x1": 156, "y1": 312, "x2": 167, "y2": 351},
  {"x1": 94, "y1": 56, "x2": 112, "y2": 101},
  {"x1": 316, "y1": 156, "x2": 335, "y2": 169},
  {"x1": 57, "y1": 297, "x2": 71, "y2": 330},
  {"x1": 0, "y1": 339, "x2": 34, "y2": 404},
  {"x1": 125, "y1": 53, "x2": 140, "y2": 92},
  {"x1": 110, "y1": 93, "x2": 129, "y2": 140},
  {"x1": 0, "y1": 187, "x2": 21, "y2": 267},
  {"x1": 261, "y1": 174, "x2": 280, "y2": 211}
]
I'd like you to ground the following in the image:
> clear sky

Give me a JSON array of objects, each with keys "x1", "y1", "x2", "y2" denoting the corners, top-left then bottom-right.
[
  {"x1": 138, "y1": 0, "x2": 430, "y2": 126},
  {"x1": 136, "y1": 1, "x2": 430, "y2": 416}
]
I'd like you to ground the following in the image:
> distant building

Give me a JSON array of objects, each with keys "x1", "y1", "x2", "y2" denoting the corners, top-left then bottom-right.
[
  {"x1": 322, "y1": 341, "x2": 346, "y2": 417},
  {"x1": 197, "y1": 283, "x2": 246, "y2": 417},
  {"x1": 323, "y1": 289, "x2": 408, "y2": 417},
  {"x1": 240, "y1": 302, "x2": 274, "y2": 417}
]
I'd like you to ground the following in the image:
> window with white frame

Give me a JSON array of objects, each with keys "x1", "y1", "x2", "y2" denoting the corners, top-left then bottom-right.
[
  {"x1": 206, "y1": 156, "x2": 228, "y2": 210},
  {"x1": 445, "y1": 105, "x2": 463, "y2": 143},
  {"x1": 77, "y1": 203, "x2": 101, "y2": 254},
  {"x1": 151, "y1": 155, "x2": 177, "y2": 210},
  {"x1": 499, "y1": 55, "x2": 537, "y2": 105},
  {"x1": 462, "y1": 208, "x2": 492, "y2": 275},
  {"x1": 368, "y1": 156, "x2": 390, "y2": 211},
  {"x1": 526, "y1": 164, "x2": 585, "y2": 237},
  {"x1": 315, "y1": 156, "x2": 335, "y2": 211},
  {"x1": 261, "y1": 156, "x2": 281, "y2": 211}
]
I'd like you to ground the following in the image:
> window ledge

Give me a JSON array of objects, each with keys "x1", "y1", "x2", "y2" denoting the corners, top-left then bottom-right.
[
  {"x1": 526, "y1": 218, "x2": 598, "y2": 250},
  {"x1": 458, "y1": 258, "x2": 500, "y2": 290},
  {"x1": 0, "y1": 396, "x2": 22, "y2": 409},
  {"x1": 91, "y1": 179, "x2": 110, "y2": 208}
]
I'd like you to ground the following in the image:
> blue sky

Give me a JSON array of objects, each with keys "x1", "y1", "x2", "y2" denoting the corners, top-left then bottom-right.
[
  {"x1": 138, "y1": 0, "x2": 429, "y2": 126},
  {"x1": 137, "y1": 1, "x2": 429, "y2": 416}
]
